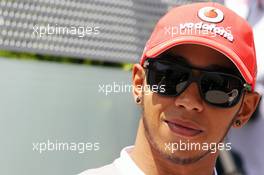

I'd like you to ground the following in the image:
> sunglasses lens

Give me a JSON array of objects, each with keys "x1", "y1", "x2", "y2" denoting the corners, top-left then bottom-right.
[
  {"x1": 148, "y1": 61, "x2": 190, "y2": 96},
  {"x1": 201, "y1": 73, "x2": 243, "y2": 107}
]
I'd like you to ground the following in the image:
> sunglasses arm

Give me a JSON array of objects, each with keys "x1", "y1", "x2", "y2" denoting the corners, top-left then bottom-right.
[{"x1": 243, "y1": 83, "x2": 252, "y2": 91}]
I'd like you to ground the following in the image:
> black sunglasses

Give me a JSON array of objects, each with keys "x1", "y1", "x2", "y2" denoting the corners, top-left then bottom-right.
[{"x1": 143, "y1": 58, "x2": 251, "y2": 108}]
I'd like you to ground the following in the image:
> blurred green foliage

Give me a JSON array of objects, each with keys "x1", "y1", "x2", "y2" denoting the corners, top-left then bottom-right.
[{"x1": 0, "y1": 50, "x2": 133, "y2": 71}]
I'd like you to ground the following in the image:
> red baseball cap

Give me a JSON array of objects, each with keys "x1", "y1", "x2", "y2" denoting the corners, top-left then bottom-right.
[{"x1": 140, "y1": 2, "x2": 257, "y2": 91}]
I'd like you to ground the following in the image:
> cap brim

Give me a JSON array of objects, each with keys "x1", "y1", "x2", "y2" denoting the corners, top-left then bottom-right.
[{"x1": 145, "y1": 36, "x2": 253, "y2": 84}]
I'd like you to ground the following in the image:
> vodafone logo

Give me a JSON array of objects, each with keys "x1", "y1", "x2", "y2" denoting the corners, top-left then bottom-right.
[{"x1": 198, "y1": 7, "x2": 224, "y2": 23}]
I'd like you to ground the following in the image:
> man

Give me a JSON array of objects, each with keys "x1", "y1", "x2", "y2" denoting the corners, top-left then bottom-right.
[{"x1": 80, "y1": 2, "x2": 260, "y2": 175}]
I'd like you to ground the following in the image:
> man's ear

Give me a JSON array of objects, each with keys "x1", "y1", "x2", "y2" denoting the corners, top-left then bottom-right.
[
  {"x1": 132, "y1": 64, "x2": 145, "y2": 103},
  {"x1": 233, "y1": 91, "x2": 261, "y2": 128}
]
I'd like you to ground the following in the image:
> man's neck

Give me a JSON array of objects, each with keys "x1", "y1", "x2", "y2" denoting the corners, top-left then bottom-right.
[{"x1": 130, "y1": 119, "x2": 218, "y2": 175}]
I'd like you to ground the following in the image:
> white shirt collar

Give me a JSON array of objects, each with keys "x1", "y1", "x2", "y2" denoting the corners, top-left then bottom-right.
[
  {"x1": 114, "y1": 146, "x2": 145, "y2": 175},
  {"x1": 114, "y1": 146, "x2": 218, "y2": 175}
]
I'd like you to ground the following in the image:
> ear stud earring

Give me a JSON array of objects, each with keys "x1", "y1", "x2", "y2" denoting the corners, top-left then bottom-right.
[
  {"x1": 136, "y1": 96, "x2": 142, "y2": 104},
  {"x1": 235, "y1": 120, "x2": 241, "y2": 127}
]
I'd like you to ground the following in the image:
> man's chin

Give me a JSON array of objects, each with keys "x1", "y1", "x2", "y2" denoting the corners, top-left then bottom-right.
[{"x1": 154, "y1": 143, "x2": 212, "y2": 165}]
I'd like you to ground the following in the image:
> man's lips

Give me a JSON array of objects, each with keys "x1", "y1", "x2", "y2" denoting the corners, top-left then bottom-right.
[{"x1": 164, "y1": 119, "x2": 203, "y2": 137}]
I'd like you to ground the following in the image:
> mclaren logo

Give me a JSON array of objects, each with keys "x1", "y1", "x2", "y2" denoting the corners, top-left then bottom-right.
[{"x1": 198, "y1": 7, "x2": 224, "y2": 23}]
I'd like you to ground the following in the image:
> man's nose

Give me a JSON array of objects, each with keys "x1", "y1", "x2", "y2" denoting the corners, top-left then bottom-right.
[{"x1": 174, "y1": 82, "x2": 204, "y2": 112}]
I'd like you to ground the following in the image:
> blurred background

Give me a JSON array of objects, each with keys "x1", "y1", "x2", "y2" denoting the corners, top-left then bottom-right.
[{"x1": 0, "y1": 0, "x2": 263, "y2": 175}]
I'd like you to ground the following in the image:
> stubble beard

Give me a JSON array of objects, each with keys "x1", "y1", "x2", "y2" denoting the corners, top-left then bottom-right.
[{"x1": 141, "y1": 99, "x2": 239, "y2": 165}]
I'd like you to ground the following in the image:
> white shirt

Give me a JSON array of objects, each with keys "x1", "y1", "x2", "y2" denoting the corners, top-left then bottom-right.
[{"x1": 79, "y1": 146, "x2": 218, "y2": 175}]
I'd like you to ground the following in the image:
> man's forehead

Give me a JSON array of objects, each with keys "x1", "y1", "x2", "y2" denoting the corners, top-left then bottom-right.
[{"x1": 157, "y1": 45, "x2": 240, "y2": 75}]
